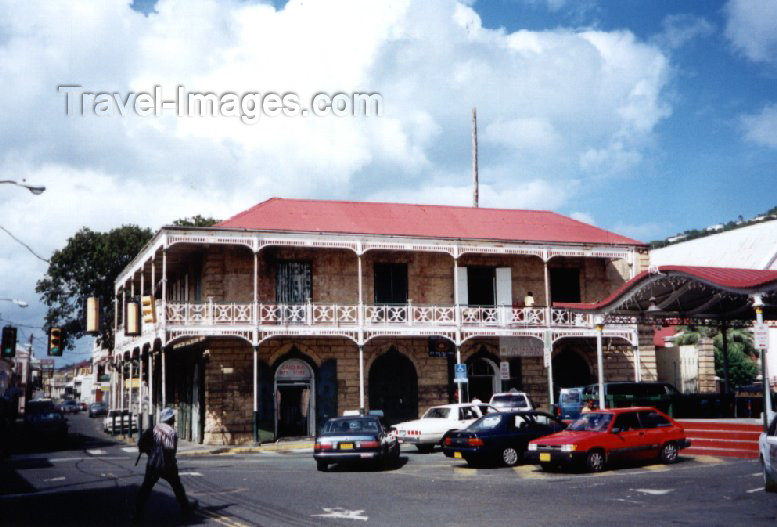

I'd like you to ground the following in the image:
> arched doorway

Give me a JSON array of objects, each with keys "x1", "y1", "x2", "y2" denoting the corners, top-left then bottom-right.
[
  {"x1": 275, "y1": 358, "x2": 315, "y2": 438},
  {"x1": 552, "y1": 346, "x2": 592, "y2": 389},
  {"x1": 368, "y1": 348, "x2": 418, "y2": 424},
  {"x1": 466, "y1": 348, "x2": 500, "y2": 402}
]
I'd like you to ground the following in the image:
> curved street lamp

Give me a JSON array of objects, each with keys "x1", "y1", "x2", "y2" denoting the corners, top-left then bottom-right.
[
  {"x1": 0, "y1": 298, "x2": 28, "y2": 308},
  {"x1": 0, "y1": 179, "x2": 46, "y2": 195}
]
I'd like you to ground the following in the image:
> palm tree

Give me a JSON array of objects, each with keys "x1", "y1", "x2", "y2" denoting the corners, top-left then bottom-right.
[{"x1": 674, "y1": 326, "x2": 758, "y2": 392}]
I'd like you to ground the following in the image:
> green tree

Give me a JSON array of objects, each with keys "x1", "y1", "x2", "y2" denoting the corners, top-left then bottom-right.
[
  {"x1": 674, "y1": 326, "x2": 759, "y2": 388},
  {"x1": 36, "y1": 225, "x2": 153, "y2": 352},
  {"x1": 172, "y1": 215, "x2": 220, "y2": 227}
]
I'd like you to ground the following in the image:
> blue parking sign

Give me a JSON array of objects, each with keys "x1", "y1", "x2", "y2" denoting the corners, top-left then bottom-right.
[{"x1": 454, "y1": 363, "x2": 468, "y2": 383}]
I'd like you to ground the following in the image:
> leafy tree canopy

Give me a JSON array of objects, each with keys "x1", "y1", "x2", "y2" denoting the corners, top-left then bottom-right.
[
  {"x1": 172, "y1": 215, "x2": 220, "y2": 227},
  {"x1": 36, "y1": 225, "x2": 153, "y2": 351}
]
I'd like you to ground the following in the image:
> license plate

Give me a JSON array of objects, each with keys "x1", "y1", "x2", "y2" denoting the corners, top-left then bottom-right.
[
  {"x1": 539, "y1": 452, "x2": 551, "y2": 462},
  {"x1": 454, "y1": 451, "x2": 462, "y2": 459},
  {"x1": 398, "y1": 439, "x2": 404, "y2": 444},
  {"x1": 339, "y1": 443, "x2": 354, "y2": 450}
]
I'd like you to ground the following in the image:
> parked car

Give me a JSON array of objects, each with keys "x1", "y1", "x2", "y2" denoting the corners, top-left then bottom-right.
[
  {"x1": 443, "y1": 410, "x2": 566, "y2": 467},
  {"x1": 395, "y1": 403, "x2": 497, "y2": 452},
  {"x1": 313, "y1": 415, "x2": 399, "y2": 472},
  {"x1": 488, "y1": 392, "x2": 533, "y2": 412},
  {"x1": 555, "y1": 387, "x2": 584, "y2": 421},
  {"x1": 760, "y1": 413, "x2": 777, "y2": 492},
  {"x1": 59, "y1": 399, "x2": 80, "y2": 414},
  {"x1": 527, "y1": 407, "x2": 690, "y2": 472},
  {"x1": 103, "y1": 409, "x2": 137, "y2": 434},
  {"x1": 24, "y1": 399, "x2": 68, "y2": 440},
  {"x1": 88, "y1": 402, "x2": 108, "y2": 418}
]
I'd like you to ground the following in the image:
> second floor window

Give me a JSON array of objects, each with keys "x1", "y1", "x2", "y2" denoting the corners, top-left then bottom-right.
[
  {"x1": 550, "y1": 267, "x2": 581, "y2": 303},
  {"x1": 374, "y1": 263, "x2": 408, "y2": 304},
  {"x1": 276, "y1": 261, "x2": 312, "y2": 304}
]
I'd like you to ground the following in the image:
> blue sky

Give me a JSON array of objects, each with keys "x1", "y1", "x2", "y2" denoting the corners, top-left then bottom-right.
[{"x1": 1, "y1": 0, "x2": 777, "y2": 364}]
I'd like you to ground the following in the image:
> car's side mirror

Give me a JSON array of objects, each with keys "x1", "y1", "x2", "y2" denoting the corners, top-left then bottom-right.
[{"x1": 611, "y1": 427, "x2": 621, "y2": 434}]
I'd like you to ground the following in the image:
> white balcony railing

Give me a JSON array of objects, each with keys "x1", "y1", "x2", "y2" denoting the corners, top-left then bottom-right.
[{"x1": 161, "y1": 302, "x2": 586, "y2": 329}]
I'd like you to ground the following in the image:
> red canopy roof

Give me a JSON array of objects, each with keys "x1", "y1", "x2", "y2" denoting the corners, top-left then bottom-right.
[
  {"x1": 216, "y1": 198, "x2": 645, "y2": 246},
  {"x1": 556, "y1": 265, "x2": 777, "y2": 318}
]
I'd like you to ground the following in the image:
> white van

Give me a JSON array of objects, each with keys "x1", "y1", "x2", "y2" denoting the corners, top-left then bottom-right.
[{"x1": 488, "y1": 392, "x2": 533, "y2": 412}]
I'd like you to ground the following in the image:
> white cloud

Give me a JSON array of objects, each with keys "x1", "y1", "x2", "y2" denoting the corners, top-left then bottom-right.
[
  {"x1": 570, "y1": 212, "x2": 595, "y2": 225},
  {"x1": 610, "y1": 221, "x2": 670, "y2": 242},
  {"x1": 0, "y1": 0, "x2": 672, "y2": 362},
  {"x1": 741, "y1": 104, "x2": 777, "y2": 148},
  {"x1": 653, "y1": 14, "x2": 714, "y2": 50},
  {"x1": 724, "y1": 0, "x2": 777, "y2": 63}
]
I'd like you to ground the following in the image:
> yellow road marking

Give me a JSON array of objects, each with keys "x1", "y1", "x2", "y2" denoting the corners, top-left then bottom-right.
[
  {"x1": 453, "y1": 466, "x2": 477, "y2": 476},
  {"x1": 690, "y1": 455, "x2": 724, "y2": 464},
  {"x1": 200, "y1": 509, "x2": 249, "y2": 527},
  {"x1": 512, "y1": 465, "x2": 547, "y2": 479},
  {"x1": 643, "y1": 464, "x2": 670, "y2": 472}
]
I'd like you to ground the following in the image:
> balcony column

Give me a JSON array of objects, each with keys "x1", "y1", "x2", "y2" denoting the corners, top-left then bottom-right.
[
  {"x1": 253, "y1": 344, "x2": 260, "y2": 442},
  {"x1": 357, "y1": 250, "x2": 365, "y2": 415},
  {"x1": 161, "y1": 348, "x2": 167, "y2": 408},
  {"x1": 594, "y1": 315, "x2": 605, "y2": 409},
  {"x1": 253, "y1": 251, "x2": 259, "y2": 327},
  {"x1": 543, "y1": 259, "x2": 551, "y2": 326},
  {"x1": 545, "y1": 334, "x2": 554, "y2": 407},
  {"x1": 148, "y1": 351, "x2": 155, "y2": 426},
  {"x1": 139, "y1": 350, "x2": 144, "y2": 430},
  {"x1": 453, "y1": 254, "x2": 463, "y2": 404},
  {"x1": 161, "y1": 249, "x2": 167, "y2": 409}
]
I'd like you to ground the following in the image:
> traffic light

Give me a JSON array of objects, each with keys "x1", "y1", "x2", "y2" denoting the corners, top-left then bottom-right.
[
  {"x1": 1, "y1": 326, "x2": 16, "y2": 358},
  {"x1": 48, "y1": 327, "x2": 63, "y2": 357},
  {"x1": 126, "y1": 300, "x2": 140, "y2": 335},
  {"x1": 141, "y1": 296, "x2": 156, "y2": 325}
]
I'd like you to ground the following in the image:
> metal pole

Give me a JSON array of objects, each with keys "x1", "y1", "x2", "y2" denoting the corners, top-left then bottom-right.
[
  {"x1": 359, "y1": 344, "x2": 365, "y2": 414},
  {"x1": 546, "y1": 336, "x2": 554, "y2": 407},
  {"x1": 148, "y1": 352, "x2": 155, "y2": 426},
  {"x1": 721, "y1": 324, "x2": 730, "y2": 395},
  {"x1": 595, "y1": 316, "x2": 605, "y2": 409},
  {"x1": 161, "y1": 350, "x2": 166, "y2": 409},
  {"x1": 754, "y1": 296, "x2": 772, "y2": 429},
  {"x1": 456, "y1": 345, "x2": 463, "y2": 404}
]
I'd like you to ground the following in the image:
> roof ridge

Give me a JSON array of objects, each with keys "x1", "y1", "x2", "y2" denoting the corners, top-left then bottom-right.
[{"x1": 264, "y1": 196, "x2": 554, "y2": 214}]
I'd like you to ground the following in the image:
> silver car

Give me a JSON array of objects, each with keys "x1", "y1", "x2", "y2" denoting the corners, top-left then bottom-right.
[{"x1": 760, "y1": 413, "x2": 777, "y2": 492}]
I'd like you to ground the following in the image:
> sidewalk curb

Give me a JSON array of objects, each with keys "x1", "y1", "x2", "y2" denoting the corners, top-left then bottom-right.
[{"x1": 111, "y1": 434, "x2": 313, "y2": 456}]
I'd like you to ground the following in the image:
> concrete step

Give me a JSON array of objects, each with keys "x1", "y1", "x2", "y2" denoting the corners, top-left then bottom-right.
[
  {"x1": 682, "y1": 429, "x2": 761, "y2": 441},
  {"x1": 676, "y1": 420, "x2": 761, "y2": 459},
  {"x1": 690, "y1": 437, "x2": 759, "y2": 452},
  {"x1": 676, "y1": 420, "x2": 762, "y2": 432}
]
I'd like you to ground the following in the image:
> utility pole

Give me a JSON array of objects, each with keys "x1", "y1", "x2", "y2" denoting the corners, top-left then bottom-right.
[{"x1": 472, "y1": 107, "x2": 479, "y2": 208}]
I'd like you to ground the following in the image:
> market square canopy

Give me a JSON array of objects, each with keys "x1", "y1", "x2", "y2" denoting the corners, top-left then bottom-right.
[{"x1": 556, "y1": 266, "x2": 777, "y2": 323}]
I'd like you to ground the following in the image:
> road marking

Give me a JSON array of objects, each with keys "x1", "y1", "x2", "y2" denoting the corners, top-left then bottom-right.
[
  {"x1": 312, "y1": 507, "x2": 368, "y2": 521},
  {"x1": 747, "y1": 487, "x2": 764, "y2": 493},
  {"x1": 513, "y1": 465, "x2": 547, "y2": 479},
  {"x1": 86, "y1": 449, "x2": 106, "y2": 455},
  {"x1": 643, "y1": 464, "x2": 670, "y2": 472},
  {"x1": 752, "y1": 472, "x2": 762, "y2": 476},
  {"x1": 43, "y1": 476, "x2": 65, "y2": 482},
  {"x1": 122, "y1": 447, "x2": 138, "y2": 453},
  {"x1": 200, "y1": 509, "x2": 250, "y2": 527},
  {"x1": 453, "y1": 466, "x2": 477, "y2": 476},
  {"x1": 634, "y1": 488, "x2": 673, "y2": 495},
  {"x1": 692, "y1": 455, "x2": 723, "y2": 464},
  {"x1": 179, "y1": 471, "x2": 203, "y2": 477}
]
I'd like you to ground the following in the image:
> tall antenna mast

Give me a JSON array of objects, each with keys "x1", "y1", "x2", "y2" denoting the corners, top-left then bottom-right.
[{"x1": 472, "y1": 107, "x2": 479, "y2": 208}]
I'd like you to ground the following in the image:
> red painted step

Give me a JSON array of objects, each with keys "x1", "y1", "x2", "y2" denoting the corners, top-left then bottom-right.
[{"x1": 675, "y1": 420, "x2": 762, "y2": 459}]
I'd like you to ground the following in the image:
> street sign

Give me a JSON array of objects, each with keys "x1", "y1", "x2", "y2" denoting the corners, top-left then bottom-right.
[
  {"x1": 454, "y1": 363, "x2": 468, "y2": 383},
  {"x1": 754, "y1": 323, "x2": 770, "y2": 351},
  {"x1": 499, "y1": 361, "x2": 510, "y2": 380}
]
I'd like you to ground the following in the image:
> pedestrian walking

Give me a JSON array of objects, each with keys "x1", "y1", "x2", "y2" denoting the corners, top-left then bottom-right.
[{"x1": 133, "y1": 407, "x2": 196, "y2": 522}]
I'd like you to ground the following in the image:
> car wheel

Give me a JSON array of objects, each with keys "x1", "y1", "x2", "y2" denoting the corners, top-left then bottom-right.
[
  {"x1": 659, "y1": 442, "x2": 678, "y2": 464},
  {"x1": 416, "y1": 444, "x2": 435, "y2": 453},
  {"x1": 316, "y1": 461, "x2": 328, "y2": 472},
  {"x1": 585, "y1": 449, "x2": 605, "y2": 472},
  {"x1": 501, "y1": 447, "x2": 520, "y2": 467},
  {"x1": 764, "y1": 463, "x2": 777, "y2": 493}
]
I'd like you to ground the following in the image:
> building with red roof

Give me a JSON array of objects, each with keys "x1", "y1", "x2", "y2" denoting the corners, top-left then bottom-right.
[{"x1": 111, "y1": 197, "x2": 662, "y2": 445}]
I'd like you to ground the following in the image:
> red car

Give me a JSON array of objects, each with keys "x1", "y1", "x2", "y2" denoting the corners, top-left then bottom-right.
[{"x1": 527, "y1": 407, "x2": 690, "y2": 472}]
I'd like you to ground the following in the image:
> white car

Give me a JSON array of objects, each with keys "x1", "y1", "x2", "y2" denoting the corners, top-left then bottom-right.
[
  {"x1": 489, "y1": 392, "x2": 533, "y2": 412},
  {"x1": 395, "y1": 403, "x2": 496, "y2": 452},
  {"x1": 103, "y1": 410, "x2": 138, "y2": 434},
  {"x1": 760, "y1": 413, "x2": 777, "y2": 492}
]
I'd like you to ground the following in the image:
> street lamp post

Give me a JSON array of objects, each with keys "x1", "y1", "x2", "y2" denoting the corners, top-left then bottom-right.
[
  {"x1": 0, "y1": 298, "x2": 28, "y2": 308},
  {"x1": 0, "y1": 179, "x2": 46, "y2": 195}
]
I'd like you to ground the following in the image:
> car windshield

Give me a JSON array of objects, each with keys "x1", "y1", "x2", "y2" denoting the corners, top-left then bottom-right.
[
  {"x1": 321, "y1": 418, "x2": 380, "y2": 434},
  {"x1": 560, "y1": 392, "x2": 580, "y2": 404},
  {"x1": 423, "y1": 407, "x2": 451, "y2": 419},
  {"x1": 468, "y1": 415, "x2": 504, "y2": 431},
  {"x1": 27, "y1": 401, "x2": 57, "y2": 415},
  {"x1": 491, "y1": 395, "x2": 527, "y2": 407},
  {"x1": 568, "y1": 413, "x2": 613, "y2": 432}
]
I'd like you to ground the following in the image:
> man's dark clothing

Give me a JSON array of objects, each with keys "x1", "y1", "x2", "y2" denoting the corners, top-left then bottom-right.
[{"x1": 134, "y1": 421, "x2": 192, "y2": 519}]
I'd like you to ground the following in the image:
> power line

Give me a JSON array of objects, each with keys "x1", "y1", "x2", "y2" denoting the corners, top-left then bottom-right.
[{"x1": 0, "y1": 224, "x2": 50, "y2": 263}]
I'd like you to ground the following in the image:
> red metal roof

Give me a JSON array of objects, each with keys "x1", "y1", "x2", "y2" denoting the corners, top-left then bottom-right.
[
  {"x1": 556, "y1": 265, "x2": 777, "y2": 312},
  {"x1": 215, "y1": 198, "x2": 645, "y2": 246}
]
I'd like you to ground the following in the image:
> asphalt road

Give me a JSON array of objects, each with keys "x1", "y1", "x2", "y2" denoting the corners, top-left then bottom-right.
[{"x1": 1, "y1": 414, "x2": 776, "y2": 526}]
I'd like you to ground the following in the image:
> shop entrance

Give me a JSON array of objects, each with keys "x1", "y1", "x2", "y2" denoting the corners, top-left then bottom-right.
[
  {"x1": 275, "y1": 359, "x2": 315, "y2": 438},
  {"x1": 368, "y1": 348, "x2": 418, "y2": 424},
  {"x1": 466, "y1": 355, "x2": 499, "y2": 402},
  {"x1": 552, "y1": 346, "x2": 592, "y2": 389}
]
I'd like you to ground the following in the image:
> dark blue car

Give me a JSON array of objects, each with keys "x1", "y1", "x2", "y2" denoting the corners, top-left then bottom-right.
[{"x1": 442, "y1": 411, "x2": 565, "y2": 467}]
